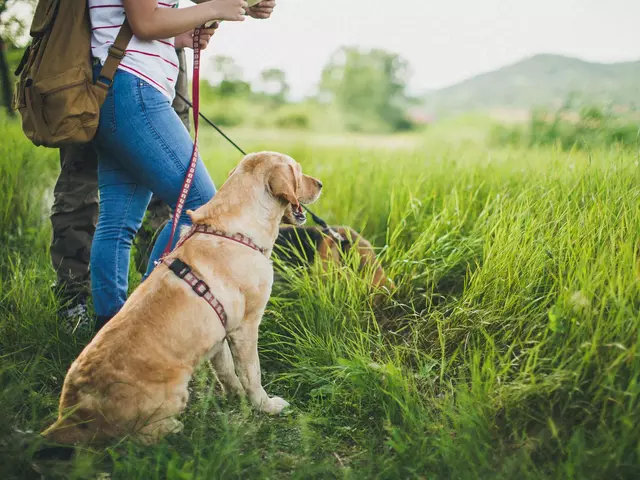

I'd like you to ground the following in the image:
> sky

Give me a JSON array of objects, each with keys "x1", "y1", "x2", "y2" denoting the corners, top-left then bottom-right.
[{"x1": 182, "y1": 0, "x2": 640, "y2": 99}]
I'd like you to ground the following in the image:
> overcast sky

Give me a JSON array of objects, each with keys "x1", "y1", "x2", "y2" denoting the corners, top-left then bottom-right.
[{"x1": 182, "y1": 0, "x2": 640, "y2": 98}]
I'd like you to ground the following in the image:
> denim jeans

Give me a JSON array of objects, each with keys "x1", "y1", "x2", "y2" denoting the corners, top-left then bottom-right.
[{"x1": 90, "y1": 67, "x2": 216, "y2": 319}]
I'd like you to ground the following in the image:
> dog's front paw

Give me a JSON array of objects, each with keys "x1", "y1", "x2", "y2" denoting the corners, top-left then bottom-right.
[{"x1": 261, "y1": 396, "x2": 290, "y2": 414}]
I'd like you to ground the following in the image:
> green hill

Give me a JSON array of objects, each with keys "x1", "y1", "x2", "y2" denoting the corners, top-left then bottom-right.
[{"x1": 424, "y1": 54, "x2": 640, "y2": 116}]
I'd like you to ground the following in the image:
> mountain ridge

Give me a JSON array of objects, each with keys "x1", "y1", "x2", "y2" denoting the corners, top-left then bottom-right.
[{"x1": 423, "y1": 53, "x2": 640, "y2": 116}]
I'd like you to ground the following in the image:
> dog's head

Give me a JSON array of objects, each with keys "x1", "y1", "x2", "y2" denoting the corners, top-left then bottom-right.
[{"x1": 230, "y1": 152, "x2": 323, "y2": 226}]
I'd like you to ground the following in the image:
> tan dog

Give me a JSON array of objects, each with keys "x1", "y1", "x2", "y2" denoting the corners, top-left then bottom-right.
[{"x1": 42, "y1": 152, "x2": 322, "y2": 445}]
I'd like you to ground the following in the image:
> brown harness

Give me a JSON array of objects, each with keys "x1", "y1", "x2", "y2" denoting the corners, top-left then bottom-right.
[{"x1": 162, "y1": 224, "x2": 268, "y2": 327}]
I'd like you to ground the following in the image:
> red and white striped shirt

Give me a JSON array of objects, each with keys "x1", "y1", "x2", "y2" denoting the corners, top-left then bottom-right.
[{"x1": 89, "y1": 0, "x2": 180, "y2": 100}]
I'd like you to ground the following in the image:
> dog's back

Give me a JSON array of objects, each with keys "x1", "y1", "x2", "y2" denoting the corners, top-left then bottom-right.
[{"x1": 275, "y1": 226, "x2": 392, "y2": 291}]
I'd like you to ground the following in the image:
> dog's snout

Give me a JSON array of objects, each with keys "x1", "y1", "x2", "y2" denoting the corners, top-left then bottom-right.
[{"x1": 316, "y1": 179, "x2": 323, "y2": 189}]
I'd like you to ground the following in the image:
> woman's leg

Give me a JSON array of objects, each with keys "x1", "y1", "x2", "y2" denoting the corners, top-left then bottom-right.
[
  {"x1": 128, "y1": 80, "x2": 216, "y2": 277},
  {"x1": 91, "y1": 153, "x2": 152, "y2": 320},
  {"x1": 94, "y1": 71, "x2": 216, "y2": 281},
  {"x1": 145, "y1": 161, "x2": 212, "y2": 276}
]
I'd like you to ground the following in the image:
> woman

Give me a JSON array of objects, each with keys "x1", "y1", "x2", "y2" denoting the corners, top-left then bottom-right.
[{"x1": 87, "y1": 0, "x2": 267, "y2": 329}]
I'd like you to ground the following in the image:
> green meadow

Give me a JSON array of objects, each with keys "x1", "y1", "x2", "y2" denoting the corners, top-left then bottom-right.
[{"x1": 1, "y1": 112, "x2": 639, "y2": 479}]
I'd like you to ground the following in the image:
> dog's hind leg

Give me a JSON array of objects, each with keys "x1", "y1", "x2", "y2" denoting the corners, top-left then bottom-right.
[
  {"x1": 227, "y1": 312, "x2": 289, "y2": 414},
  {"x1": 209, "y1": 339, "x2": 245, "y2": 397}
]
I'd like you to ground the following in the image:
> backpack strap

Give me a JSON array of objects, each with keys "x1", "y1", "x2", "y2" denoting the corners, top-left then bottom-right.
[{"x1": 94, "y1": 18, "x2": 134, "y2": 98}]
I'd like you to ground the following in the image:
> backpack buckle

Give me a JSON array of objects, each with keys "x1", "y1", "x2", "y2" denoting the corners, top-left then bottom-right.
[
  {"x1": 108, "y1": 45, "x2": 126, "y2": 59},
  {"x1": 96, "y1": 75, "x2": 114, "y2": 90}
]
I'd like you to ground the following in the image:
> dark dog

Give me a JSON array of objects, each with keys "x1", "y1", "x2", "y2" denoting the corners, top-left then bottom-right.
[{"x1": 274, "y1": 225, "x2": 393, "y2": 292}]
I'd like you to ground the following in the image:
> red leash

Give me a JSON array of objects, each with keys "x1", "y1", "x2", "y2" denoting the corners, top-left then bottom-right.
[{"x1": 162, "y1": 27, "x2": 202, "y2": 256}]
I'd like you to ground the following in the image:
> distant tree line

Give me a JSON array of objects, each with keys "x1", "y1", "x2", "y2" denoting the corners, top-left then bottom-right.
[
  {"x1": 0, "y1": 1, "x2": 418, "y2": 133},
  {"x1": 198, "y1": 47, "x2": 417, "y2": 132}
]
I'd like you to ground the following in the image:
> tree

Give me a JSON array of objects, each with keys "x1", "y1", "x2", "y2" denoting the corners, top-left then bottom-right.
[
  {"x1": 209, "y1": 55, "x2": 243, "y2": 84},
  {"x1": 257, "y1": 68, "x2": 289, "y2": 105},
  {"x1": 207, "y1": 55, "x2": 250, "y2": 98},
  {"x1": 319, "y1": 46, "x2": 414, "y2": 131},
  {"x1": 0, "y1": 0, "x2": 35, "y2": 116}
]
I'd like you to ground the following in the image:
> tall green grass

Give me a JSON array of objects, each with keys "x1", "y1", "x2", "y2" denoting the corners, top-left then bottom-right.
[
  {"x1": 0, "y1": 116, "x2": 57, "y2": 253},
  {"x1": 1, "y1": 112, "x2": 639, "y2": 479}
]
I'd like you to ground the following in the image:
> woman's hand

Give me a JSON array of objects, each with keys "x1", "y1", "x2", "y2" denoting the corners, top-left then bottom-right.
[
  {"x1": 175, "y1": 23, "x2": 219, "y2": 50},
  {"x1": 246, "y1": 0, "x2": 276, "y2": 19},
  {"x1": 210, "y1": 0, "x2": 248, "y2": 21}
]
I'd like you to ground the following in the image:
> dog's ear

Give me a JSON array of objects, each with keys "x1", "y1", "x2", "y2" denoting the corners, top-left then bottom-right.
[
  {"x1": 268, "y1": 163, "x2": 298, "y2": 206},
  {"x1": 228, "y1": 166, "x2": 237, "y2": 177}
]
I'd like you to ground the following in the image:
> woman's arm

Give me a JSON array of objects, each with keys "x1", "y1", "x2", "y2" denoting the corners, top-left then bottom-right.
[{"x1": 123, "y1": 0, "x2": 247, "y2": 41}]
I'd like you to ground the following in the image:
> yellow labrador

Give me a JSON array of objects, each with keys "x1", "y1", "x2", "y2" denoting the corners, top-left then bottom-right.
[{"x1": 42, "y1": 152, "x2": 322, "y2": 445}]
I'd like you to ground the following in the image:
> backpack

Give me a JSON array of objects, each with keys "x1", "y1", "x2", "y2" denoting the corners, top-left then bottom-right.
[{"x1": 13, "y1": 0, "x2": 132, "y2": 148}]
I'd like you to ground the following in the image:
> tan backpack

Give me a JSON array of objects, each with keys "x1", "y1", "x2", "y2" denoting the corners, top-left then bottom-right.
[{"x1": 13, "y1": 0, "x2": 133, "y2": 148}]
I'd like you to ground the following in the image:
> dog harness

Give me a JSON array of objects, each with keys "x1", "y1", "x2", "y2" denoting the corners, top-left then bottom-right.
[
  {"x1": 174, "y1": 224, "x2": 269, "y2": 255},
  {"x1": 163, "y1": 225, "x2": 268, "y2": 327}
]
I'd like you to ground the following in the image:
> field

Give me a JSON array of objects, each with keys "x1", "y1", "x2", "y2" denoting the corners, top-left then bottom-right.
[{"x1": 1, "y1": 112, "x2": 639, "y2": 479}]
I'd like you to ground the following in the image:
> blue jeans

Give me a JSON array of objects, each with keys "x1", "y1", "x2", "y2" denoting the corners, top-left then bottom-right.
[{"x1": 90, "y1": 67, "x2": 216, "y2": 318}]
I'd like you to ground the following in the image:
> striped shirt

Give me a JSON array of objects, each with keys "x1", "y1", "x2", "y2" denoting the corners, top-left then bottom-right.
[{"x1": 89, "y1": 0, "x2": 179, "y2": 100}]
